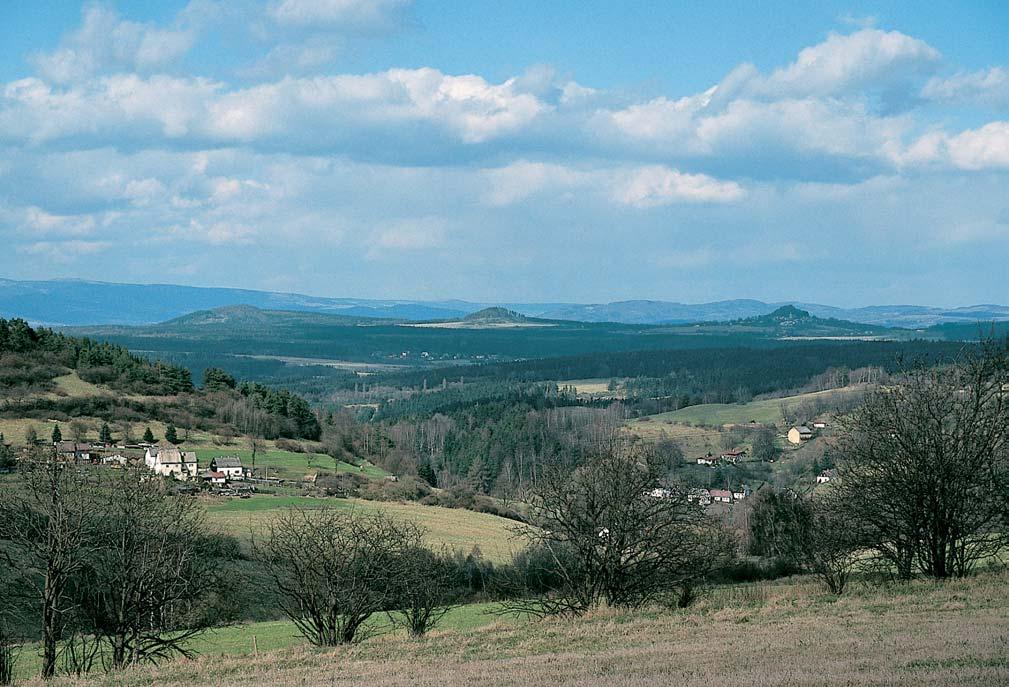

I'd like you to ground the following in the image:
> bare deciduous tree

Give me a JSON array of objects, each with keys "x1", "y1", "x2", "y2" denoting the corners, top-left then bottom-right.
[
  {"x1": 70, "y1": 467, "x2": 222, "y2": 670},
  {"x1": 505, "y1": 440, "x2": 733, "y2": 616},
  {"x1": 0, "y1": 449, "x2": 101, "y2": 680},
  {"x1": 388, "y1": 547, "x2": 459, "y2": 637},
  {"x1": 832, "y1": 343, "x2": 1009, "y2": 579},
  {"x1": 262, "y1": 508, "x2": 422, "y2": 645}
]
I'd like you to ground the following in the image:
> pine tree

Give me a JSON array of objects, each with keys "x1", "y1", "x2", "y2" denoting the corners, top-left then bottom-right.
[
  {"x1": 165, "y1": 424, "x2": 178, "y2": 444},
  {"x1": 143, "y1": 426, "x2": 155, "y2": 444},
  {"x1": 418, "y1": 462, "x2": 438, "y2": 487},
  {"x1": 51, "y1": 425, "x2": 62, "y2": 444},
  {"x1": 99, "y1": 423, "x2": 113, "y2": 445}
]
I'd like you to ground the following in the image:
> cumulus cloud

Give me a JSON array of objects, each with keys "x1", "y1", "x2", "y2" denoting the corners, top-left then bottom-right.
[
  {"x1": 612, "y1": 166, "x2": 745, "y2": 207},
  {"x1": 370, "y1": 217, "x2": 447, "y2": 257},
  {"x1": 923, "y1": 67, "x2": 1009, "y2": 109},
  {"x1": 18, "y1": 239, "x2": 112, "y2": 263},
  {"x1": 733, "y1": 28, "x2": 940, "y2": 99},
  {"x1": 0, "y1": 68, "x2": 547, "y2": 149},
  {"x1": 269, "y1": 0, "x2": 412, "y2": 29},
  {"x1": 943, "y1": 122, "x2": 1009, "y2": 170},
  {"x1": 31, "y1": 4, "x2": 196, "y2": 83},
  {"x1": 483, "y1": 161, "x2": 743, "y2": 207}
]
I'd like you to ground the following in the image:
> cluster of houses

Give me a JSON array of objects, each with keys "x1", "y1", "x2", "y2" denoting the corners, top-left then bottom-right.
[
  {"x1": 787, "y1": 421, "x2": 826, "y2": 444},
  {"x1": 48, "y1": 440, "x2": 250, "y2": 492},
  {"x1": 697, "y1": 447, "x2": 747, "y2": 466},
  {"x1": 649, "y1": 485, "x2": 751, "y2": 506},
  {"x1": 143, "y1": 447, "x2": 247, "y2": 486}
]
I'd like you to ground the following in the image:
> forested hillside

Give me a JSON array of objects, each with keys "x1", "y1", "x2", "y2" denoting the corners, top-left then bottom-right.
[{"x1": 0, "y1": 318, "x2": 319, "y2": 441}]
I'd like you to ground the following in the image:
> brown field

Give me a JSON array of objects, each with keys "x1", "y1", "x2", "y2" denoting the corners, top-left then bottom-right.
[
  {"x1": 38, "y1": 570, "x2": 1009, "y2": 687},
  {"x1": 623, "y1": 420, "x2": 727, "y2": 456}
]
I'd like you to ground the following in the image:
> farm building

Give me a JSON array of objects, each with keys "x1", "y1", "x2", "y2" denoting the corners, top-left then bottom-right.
[
  {"x1": 787, "y1": 426, "x2": 813, "y2": 444},
  {"x1": 697, "y1": 455, "x2": 719, "y2": 466},
  {"x1": 210, "y1": 455, "x2": 244, "y2": 480},
  {"x1": 720, "y1": 448, "x2": 747, "y2": 462},
  {"x1": 816, "y1": 469, "x2": 838, "y2": 484},
  {"x1": 202, "y1": 470, "x2": 227, "y2": 486},
  {"x1": 710, "y1": 488, "x2": 733, "y2": 503},
  {"x1": 145, "y1": 447, "x2": 198, "y2": 480},
  {"x1": 55, "y1": 441, "x2": 91, "y2": 461}
]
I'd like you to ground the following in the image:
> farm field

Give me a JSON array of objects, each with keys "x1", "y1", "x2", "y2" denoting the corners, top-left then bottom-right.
[
  {"x1": 202, "y1": 494, "x2": 523, "y2": 563},
  {"x1": 634, "y1": 385, "x2": 867, "y2": 427},
  {"x1": 557, "y1": 378, "x2": 624, "y2": 398},
  {"x1": 12, "y1": 603, "x2": 515, "y2": 679},
  {"x1": 36, "y1": 570, "x2": 1009, "y2": 687},
  {"x1": 192, "y1": 447, "x2": 387, "y2": 481}
]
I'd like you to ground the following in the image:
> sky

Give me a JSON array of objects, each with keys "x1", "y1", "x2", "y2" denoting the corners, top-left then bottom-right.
[{"x1": 1, "y1": 1, "x2": 1009, "y2": 307}]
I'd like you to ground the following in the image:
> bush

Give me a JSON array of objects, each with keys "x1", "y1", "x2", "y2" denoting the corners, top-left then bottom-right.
[{"x1": 275, "y1": 438, "x2": 305, "y2": 453}]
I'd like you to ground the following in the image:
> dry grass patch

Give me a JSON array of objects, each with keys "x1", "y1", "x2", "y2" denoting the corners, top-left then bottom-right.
[{"x1": 37, "y1": 571, "x2": 1009, "y2": 687}]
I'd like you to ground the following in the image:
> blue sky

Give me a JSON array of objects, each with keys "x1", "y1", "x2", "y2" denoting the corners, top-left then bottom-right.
[{"x1": 1, "y1": 1, "x2": 1009, "y2": 306}]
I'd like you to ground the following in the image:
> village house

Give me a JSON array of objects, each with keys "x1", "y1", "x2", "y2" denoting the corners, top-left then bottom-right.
[
  {"x1": 101, "y1": 454, "x2": 128, "y2": 467},
  {"x1": 710, "y1": 488, "x2": 733, "y2": 504},
  {"x1": 144, "y1": 447, "x2": 198, "y2": 480},
  {"x1": 210, "y1": 455, "x2": 244, "y2": 480},
  {"x1": 812, "y1": 421, "x2": 827, "y2": 429},
  {"x1": 697, "y1": 455, "x2": 719, "y2": 466},
  {"x1": 648, "y1": 487, "x2": 675, "y2": 499},
  {"x1": 55, "y1": 441, "x2": 91, "y2": 462},
  {"x1": 787, "y1": 425, "x2": 813, "y2": 444},
  {"x1": 732, "y1": 485, "x2": 752, "y2": 501},
  {"x1": 202, "y1": 470, "x2": 227, "y2": 486},
  {"x1": 816, "y1": 469, "x2": 838, "y2": 484},
  {"x1": 720, "y1": 448, "x2": 746, "y2": 463}
]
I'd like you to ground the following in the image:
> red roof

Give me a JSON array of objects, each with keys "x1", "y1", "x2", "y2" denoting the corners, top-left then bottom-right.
[
  {"x1": 204, "y1": 471, "x2": 226, "y2": 479},
  {"x1": 710, "y1": 489, "x2": 732, "y2": 498}
]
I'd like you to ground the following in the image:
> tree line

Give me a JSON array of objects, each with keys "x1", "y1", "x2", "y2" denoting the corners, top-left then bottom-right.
[{"x1": 748, "y1": 341, "x2": 1009, "y2": 592}]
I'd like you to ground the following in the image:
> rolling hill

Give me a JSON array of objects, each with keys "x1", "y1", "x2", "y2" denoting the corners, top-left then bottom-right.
[{"x1": 6, "y1": 278, "x2": 1009, "y2": 328}]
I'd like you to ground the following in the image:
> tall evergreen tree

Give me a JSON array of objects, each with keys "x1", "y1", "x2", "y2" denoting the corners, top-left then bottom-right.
[
  {"x1": 51, "y1": 425, "x2": 62, "y2": 444},
  {"x1": 143, "y1": 427, "x2": 156, "y2": 444},
  {"x1": 164, "y1": 425, "x2": 178, "y2": 444},
  {"x1": 99, "y1": 422, "x2": 113, "y2": 445}
]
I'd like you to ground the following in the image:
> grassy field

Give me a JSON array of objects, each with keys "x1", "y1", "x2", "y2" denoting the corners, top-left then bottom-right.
[
  {"x1": 557, "y1": 378, "x2": 624, "y2": 398},
  {"x1": 192, "y1": 448, "x2": 387, "y2": 481},
  {"x1": 623, "y1": 420, "x2": 728, "y2": 456},
  {"x1": 34, "y1": 570, "x2": 1009, "y2": 686},
  {"x1": 13, "y1": 603, "x2": 515, "y2": 678},
  {"x1": 633, "y1": 385, "x2": 866, "y2": 427},
  {"x1": 202, "y1": 494, "x2": 523, "y2": 563}
]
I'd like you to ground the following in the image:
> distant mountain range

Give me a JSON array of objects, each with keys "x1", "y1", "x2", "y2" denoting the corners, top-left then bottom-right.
[{"x1": 3, "y1": 278, "x2": 1009, "y2": 329}]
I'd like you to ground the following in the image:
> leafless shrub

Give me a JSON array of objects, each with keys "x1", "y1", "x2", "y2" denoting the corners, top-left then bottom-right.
[
  {"x1": 502, "y1": 439, "x2": 734, "y2": 616},
  {"x1": 261, "y1": 508, "x2": 423, "y2": 645}
]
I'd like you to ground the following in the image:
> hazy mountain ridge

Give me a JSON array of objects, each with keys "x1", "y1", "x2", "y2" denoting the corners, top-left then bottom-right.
[{"x1": 3, "y1": 278, "x2": 1009, "y2": 328}]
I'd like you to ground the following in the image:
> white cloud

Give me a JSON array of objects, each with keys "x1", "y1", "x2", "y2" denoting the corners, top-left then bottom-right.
[
  {"x1": 371, "y1": 217, "x2": 447, "y2": 255},
  {"x1": 18, "y1": 239, "x2": 112, "y2": 262},
  {"x1": 31, "y1": 4, "x2": 195, "y2": 83},
  {"x1": 0, "y1": 68, "x2": 546, "y2": 148},
  {"x1": 612, "y1": 165, "x2": 745, "y2": 207},
  {"x1": 21, "y1": 207, "x2": 97, "y2": 236},
  {"x1": 740, "y1": 28, "x2": 940, "y2": 98},
  {"x1": 483, "y1": 161, "x2": 588, "y2": 206},
  {"x1": 269, "y1": 0, "x2": 412, "y2": 29},
  {"x1": 943, "y1": 122, "x2": 1009, "y2": 170},
  {"x1": 923, "y1": 67, "x2": 1009, "y2": 109},
  {"x1": 483, "y1": 161, "x2": 743, "y2": 207}
]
